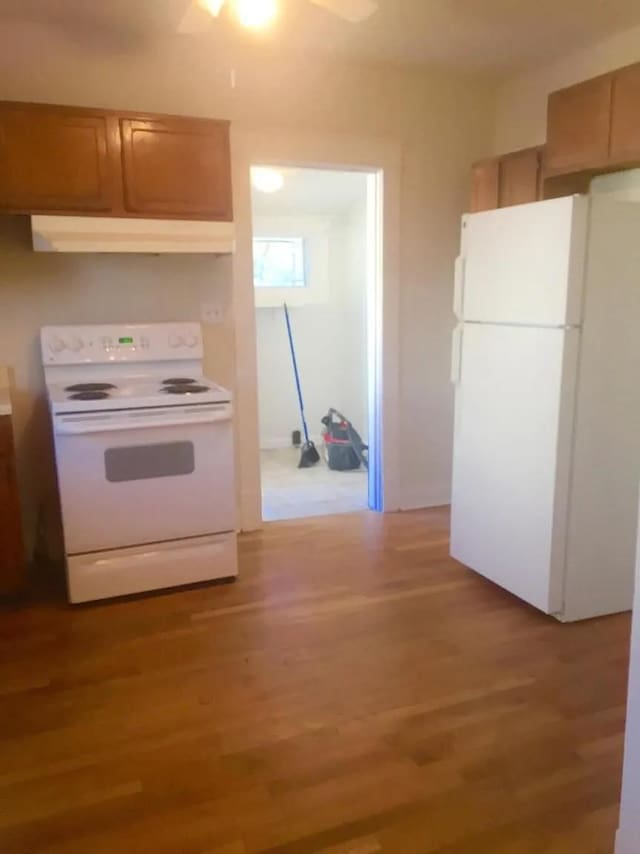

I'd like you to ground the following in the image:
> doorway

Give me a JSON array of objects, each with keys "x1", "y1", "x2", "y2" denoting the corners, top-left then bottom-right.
[{"x1": 250, "y1": 165, "x2": 380, "y2": 522}]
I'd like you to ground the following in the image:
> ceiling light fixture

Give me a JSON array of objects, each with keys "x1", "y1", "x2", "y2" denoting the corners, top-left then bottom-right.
[
  {"x1": 198, "y1": 0, "x2": 225, "y2": 15},
  {"x1": 179, "y1": 0, "x2": 378, "y2": 35},
  {"x1": 234, "y1": 0, "x2": 278, "y2": 29},
  {"x1": 251, "y1": 167, "x2": 285, "y2": 194}
]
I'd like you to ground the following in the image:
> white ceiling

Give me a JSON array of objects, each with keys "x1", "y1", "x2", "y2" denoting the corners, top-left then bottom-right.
[
  {"x1": 2, "y1": 0, "x2": 640, "y2": 74},
  {"x1": 252, "y1": 167, "x2": 368, "y2": 216}
]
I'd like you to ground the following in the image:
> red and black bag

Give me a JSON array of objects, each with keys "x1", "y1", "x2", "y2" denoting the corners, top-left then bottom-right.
[{"x1": 321, "y1": 409, "x2": 368, "y2": 471}]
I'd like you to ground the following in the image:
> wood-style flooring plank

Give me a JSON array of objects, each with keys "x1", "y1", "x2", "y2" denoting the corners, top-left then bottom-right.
[{"x1": 0, "y1": 508, "x2": 630, "y2": 852}]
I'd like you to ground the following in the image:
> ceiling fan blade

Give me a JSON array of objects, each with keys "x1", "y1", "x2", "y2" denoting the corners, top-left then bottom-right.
[
  {"x1": 177, "y1": 0, "x2": 221, "y2": 34},
  {"x1": 309, "y1": 0, "x2": 378, "y2": 23}
]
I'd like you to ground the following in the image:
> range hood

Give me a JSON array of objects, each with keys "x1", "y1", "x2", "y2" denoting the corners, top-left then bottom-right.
[{"x1": 31, "y1": 215, "x2": 235, "y2": 254}]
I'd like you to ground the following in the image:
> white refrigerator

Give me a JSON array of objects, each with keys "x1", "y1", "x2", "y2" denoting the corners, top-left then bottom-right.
[{"x1": 450, "y1": 194, "x2": 640, "y2": 622}]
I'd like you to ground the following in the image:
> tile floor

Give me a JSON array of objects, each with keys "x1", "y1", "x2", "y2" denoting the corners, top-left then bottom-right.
[{"x1": 261, "y1": 447, "x2": 369, "y2": 521}]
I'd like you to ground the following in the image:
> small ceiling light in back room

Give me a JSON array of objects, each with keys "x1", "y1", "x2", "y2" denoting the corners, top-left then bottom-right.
[
  {"x1": 251, "y1": 167, "x2": 285, "y2": 193},
  {"x1": 234, "y1": 0, "x2": 278, "y2": 28}
]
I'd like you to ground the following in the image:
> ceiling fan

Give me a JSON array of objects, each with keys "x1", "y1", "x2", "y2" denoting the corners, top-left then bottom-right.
[{"x1": 178, "y1": 0, "x2": 379, "y2": 33}]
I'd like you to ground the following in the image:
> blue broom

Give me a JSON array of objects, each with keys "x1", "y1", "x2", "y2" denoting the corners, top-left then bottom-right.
[{"x1": 284, "y1": 303, "x2": 320, "y2": 468}]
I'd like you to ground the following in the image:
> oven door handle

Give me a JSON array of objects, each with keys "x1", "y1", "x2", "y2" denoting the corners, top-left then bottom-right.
[{"x1": 55, "y1": 409, "x2": 232, "y2": 435}]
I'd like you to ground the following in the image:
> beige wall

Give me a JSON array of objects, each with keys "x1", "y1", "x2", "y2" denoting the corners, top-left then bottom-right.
[
  {"x1": 0, "y1": 22, "x2": 496, "y2": 555},
  {"x1": 494, "y1": 23, "x2": 640, "y2": 153}
]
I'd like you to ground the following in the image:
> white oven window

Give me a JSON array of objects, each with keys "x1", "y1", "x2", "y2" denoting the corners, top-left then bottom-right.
[{"x1": 104, "y1": 442, "x2": 195, "y2": 483}]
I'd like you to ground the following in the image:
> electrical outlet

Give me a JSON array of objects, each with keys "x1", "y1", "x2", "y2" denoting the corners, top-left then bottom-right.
[{"x1": 201, "y1": 303, "x2": 224, "y2": 325}]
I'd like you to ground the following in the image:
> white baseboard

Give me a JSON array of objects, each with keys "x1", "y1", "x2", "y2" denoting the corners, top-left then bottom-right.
[{"x1": 400, "y1": 484, "x2": 451, "y2": 511}]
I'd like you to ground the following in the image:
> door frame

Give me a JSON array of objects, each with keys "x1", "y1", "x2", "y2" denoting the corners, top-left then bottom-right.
[{"x1": 230, "y1": 126, "x2": 402, "y2": 530}]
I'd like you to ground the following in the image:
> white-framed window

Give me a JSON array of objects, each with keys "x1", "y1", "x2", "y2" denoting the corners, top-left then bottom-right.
[{"x1": 253, "y1": 237, "x2": 306, "y2": 289}]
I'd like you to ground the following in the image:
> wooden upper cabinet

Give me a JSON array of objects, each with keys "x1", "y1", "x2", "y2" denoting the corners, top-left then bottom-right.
[
  {"x1": 474, "y1": 61, "x2": 640, "y2": 202},
  {"x1": 0, "y1": 103, "x2": 117, "y2": 214},
  {"x1": 610, "y1": 62, "x2": 640, "y2": 163},
  {"x1": 469, "y1": 147, "x2": 541, "y2": 214},
  {"x1": 546, "y1": 75, "x2": 613, "y2": 175},
  {"x1": 120, "y1": 117, "x2": 232, "y2": 220},
  {"x1": 469, "y1": 158, "x2": 500, "y2": 213},
  {"x1": 499, "y1": 147, "x2": 542, "y2": 208},
  {"x1": 0, "y1": 101, "x2": 233, "y2": 220}
]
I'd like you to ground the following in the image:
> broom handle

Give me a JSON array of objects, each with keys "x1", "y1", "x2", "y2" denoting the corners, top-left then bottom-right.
[{"x1": 284, "y1": 303, "x2": 311, "y2": 444}]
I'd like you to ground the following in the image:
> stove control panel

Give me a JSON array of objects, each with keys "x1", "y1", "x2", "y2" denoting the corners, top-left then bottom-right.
[{"x1": 41, "y1": 323, "x2": 203, "y2": 365}]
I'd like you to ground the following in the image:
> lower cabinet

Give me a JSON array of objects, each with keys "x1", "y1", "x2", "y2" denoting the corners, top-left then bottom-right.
[{"x1": 0, "y1": 418, "x2": 25, "y2": 596}]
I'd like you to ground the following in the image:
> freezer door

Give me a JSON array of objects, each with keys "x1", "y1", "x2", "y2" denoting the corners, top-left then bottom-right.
[
  {"x1": 450, "y1": 323, "x2": 580, "y2": 614},
  {"x1": 457, "y1": 196, "x2": 589, "y2": 326}
]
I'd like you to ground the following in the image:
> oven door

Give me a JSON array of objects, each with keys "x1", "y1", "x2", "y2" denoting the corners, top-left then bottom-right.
[{"x1": 53, "y1": 403, "x2": 235, "y2": 555}]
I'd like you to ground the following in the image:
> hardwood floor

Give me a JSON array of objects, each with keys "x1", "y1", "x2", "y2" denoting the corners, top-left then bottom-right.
[{"x1": 0, "y1": 508, "x2": 630, "y2": 853}]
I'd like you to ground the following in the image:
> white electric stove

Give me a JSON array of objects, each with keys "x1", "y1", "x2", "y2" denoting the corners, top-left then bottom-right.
[{"x1": 41, "y1": 322, "x2": 238, "y2": 604}]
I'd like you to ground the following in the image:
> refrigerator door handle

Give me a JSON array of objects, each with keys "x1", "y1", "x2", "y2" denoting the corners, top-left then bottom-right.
[
  {"x1": 451, "y1": 324, "x2": 463, "y2": 385},
  {"x1": 453, "y1": 256, "x2": 466, "y2": 320}
]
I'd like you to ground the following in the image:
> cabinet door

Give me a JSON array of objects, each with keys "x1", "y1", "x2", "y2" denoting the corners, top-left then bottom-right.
[
  {"x1": 0, "y1": 420, "x2": 25, "y2": 596},
  {"x1": 499, "y1": 147, "x2": 541, "y2": 208},
  {"x1": 120, "y1": 117, "x2": 232, "y2": 220},
  {"x1": 0, "y1": 103, "x2": 116, "y2": 214},
  {"x1": 610, "y1": 63, "x2": 640, "y2": 163},
  {"x1": 469, "y1": 158, "x2": 500, "y2": 213},
  {"x1": 546, "y1": 75, "x2": 613, "y2": 175}
]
